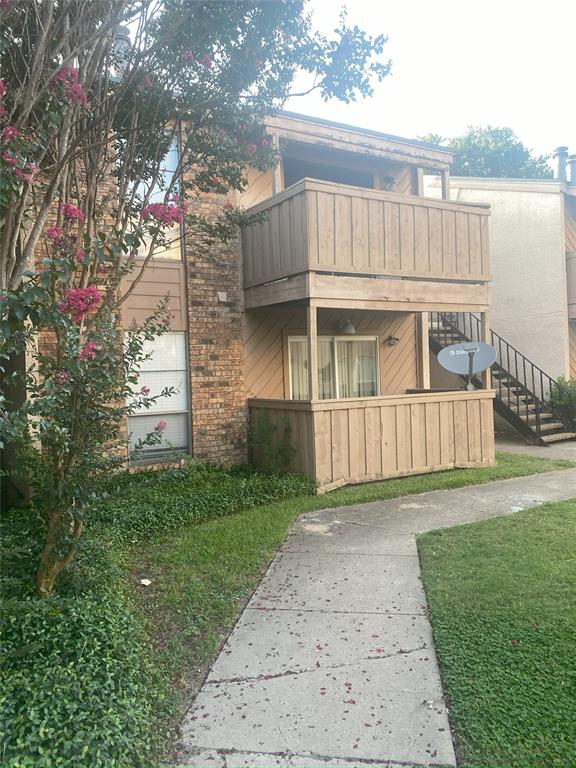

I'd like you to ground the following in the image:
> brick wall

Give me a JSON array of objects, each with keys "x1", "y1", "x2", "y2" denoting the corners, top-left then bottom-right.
[{"x1": 184, "y1": 192, "x2": 247, "y2": 465}]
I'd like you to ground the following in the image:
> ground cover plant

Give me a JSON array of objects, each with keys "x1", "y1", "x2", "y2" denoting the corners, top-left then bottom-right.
[{"x1": 418, "y1": 498, "x2": 576, "y2": 768}]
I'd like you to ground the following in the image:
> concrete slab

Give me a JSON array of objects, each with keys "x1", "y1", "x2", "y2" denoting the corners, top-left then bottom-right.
[
  {"x1": 182, "y1": 654, "x2": 453, "y2": 766},
  {"x1": 497, "y1": 437, "x2": 576, "y2": 462},
  {"x1": 207, "y1": 609, "x2": 432, "y2": 682},
  {"x1": 179, "y1": 466, "x2": 576, "y2": 768},
  {"x1": 284, "y1": 518, "x2": 418, "y2": 556},
  {"x1": 246, "y1": 551, "x2": 426, "y2": 614},
  {"x1": 307, "y1": 468, "x2": 576, "y2": 534}
]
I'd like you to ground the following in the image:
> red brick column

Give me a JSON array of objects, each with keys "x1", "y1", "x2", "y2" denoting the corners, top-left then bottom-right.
[{"x1": 184, "y1": 193, "x2": 247, "y2": 465}]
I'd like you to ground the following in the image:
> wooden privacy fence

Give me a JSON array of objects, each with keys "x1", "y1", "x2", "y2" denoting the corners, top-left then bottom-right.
[
  {"x1": 242, "y1": 178, "x2": 491, "y2": 289},
  {"x1": 249, "y1": 390, "x2": 495, "y2": 492}
]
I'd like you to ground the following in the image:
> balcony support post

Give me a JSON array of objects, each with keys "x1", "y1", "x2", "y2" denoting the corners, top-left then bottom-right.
[
  {"x1": 441, "y1": 170, "x2": 450, "y2": 200},
  {"x1": 307, "y1": 300, "x2": 319, "y2": 401},
  {"x1": 271, "y1": 132, "x2": 284, "y2": 194},
  {"x1": 417, "y1": 312, "x2": 431, "y2": 388},
  {"x1": 412, "y1": 167, "x2": 424, "y2": 196},
  {"x1": 481, "y1": 310, "x2": 492, "y2": 389}
]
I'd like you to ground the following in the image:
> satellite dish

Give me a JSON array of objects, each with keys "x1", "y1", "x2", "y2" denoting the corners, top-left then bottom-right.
[{"x1": 438, "y1": 342, "x2": 497, "y2": 390}]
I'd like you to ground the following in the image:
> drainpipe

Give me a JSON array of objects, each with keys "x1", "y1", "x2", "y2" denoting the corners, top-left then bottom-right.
[
  {"x1": 553, "y1": 146, "x2": 569, "y2": 181},
  {"x1": 567, "y1": 154, "x2": 576, "y2": 186}
]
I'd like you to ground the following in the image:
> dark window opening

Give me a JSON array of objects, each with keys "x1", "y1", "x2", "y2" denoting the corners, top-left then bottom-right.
[{"x1": 283, "y1": 156, "x2": 374, "y2": 189}]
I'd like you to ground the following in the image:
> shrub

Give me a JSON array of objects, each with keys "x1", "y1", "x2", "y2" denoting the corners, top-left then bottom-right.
[
  {"x1": 549, "y1": 377, "x2": 576, "y2": 430},
  {"x1": 248, "y1": 411, "x2": 296, "y2": 472},
  {"x1": 94, "y1": 462, "x2": 315, "y2": 541},
  {"x1": 0, "y1": 595, "x2": 163, "y2": 768}
]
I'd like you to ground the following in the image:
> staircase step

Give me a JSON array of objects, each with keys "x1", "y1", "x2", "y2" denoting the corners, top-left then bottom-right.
[
  {"x1": 537, "y1": 422, "x2": 569, "y2": 432},
  {"x1": 540, "y1": 432, "x2": 576, "y2": 443},
  {"x1": 524, "y1": 413, "x2": 556, "y2": 423}
]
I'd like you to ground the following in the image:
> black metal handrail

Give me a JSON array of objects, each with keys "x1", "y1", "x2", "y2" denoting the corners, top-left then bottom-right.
[{"x1": 430, "y1": 312, "x2": 559, "y2": 437}]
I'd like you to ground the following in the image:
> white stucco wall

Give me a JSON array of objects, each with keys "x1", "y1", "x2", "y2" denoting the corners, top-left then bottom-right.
[{"x1": 425, "y1": 178, "x2": 569, "y2": 379}]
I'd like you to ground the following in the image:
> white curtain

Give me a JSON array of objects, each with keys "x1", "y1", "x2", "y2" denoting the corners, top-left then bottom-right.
[
  {"x1": 336, "y1": 339, "x2": 377, "y2": 398},
  {"x1": 289, "y1": 339, "x2": 309, "y2": 399},
  {"x1": 318, "y1": 338, "x2": 335, "y2": 398},
  {"x1": 289, "y1": 337, "x2": 377, "y2": 400}
]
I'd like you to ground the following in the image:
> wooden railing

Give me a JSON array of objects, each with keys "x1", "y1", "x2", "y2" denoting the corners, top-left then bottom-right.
[
  {"x1": 249, "y1": 390, "x2": 495, "y2": 492},
  {"x1": 242, "y1": 178, "x2": 491, "y2": 289}
]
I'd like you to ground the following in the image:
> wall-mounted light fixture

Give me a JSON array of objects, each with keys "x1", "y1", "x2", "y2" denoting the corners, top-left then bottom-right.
[
  {"x1": 340, "y1": 320, "x2": 356, "y2": 335},
  {"x1": 386, "y1": 335, "x2": 400, "y2": 346}
]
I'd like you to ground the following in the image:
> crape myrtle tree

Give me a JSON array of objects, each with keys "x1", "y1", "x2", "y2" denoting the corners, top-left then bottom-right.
[{"x1": 0, "y1": 0, "x2": 390, "y2": 596}]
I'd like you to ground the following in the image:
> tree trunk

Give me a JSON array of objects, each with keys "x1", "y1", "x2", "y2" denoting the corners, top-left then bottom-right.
[{"x1": 35, "y1": 512, "x2": 83, "y2": 598}]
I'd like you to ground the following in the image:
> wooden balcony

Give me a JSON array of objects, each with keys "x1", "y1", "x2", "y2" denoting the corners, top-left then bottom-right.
[
  {"x1": 242, "y1": 179, "x2": 491, "y2": 312},
  {"x1": 249, "y1": 390, "x2": 495, "y2": 492}
]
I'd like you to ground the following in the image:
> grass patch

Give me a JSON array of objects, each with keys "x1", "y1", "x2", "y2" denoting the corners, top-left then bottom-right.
[{"x1": 418, "y1": 498, "x2": 576, "y2": 768}]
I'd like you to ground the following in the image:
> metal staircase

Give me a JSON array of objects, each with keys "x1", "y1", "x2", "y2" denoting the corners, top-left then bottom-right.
[{"x1": 429, "y1": 312, "x2": 576, "y2": 445}]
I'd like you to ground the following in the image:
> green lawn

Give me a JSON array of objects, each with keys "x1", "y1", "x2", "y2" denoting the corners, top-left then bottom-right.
[
  {"x1": 131, "y1": 451, "x2": 575, "y2": 746},
  {"x1": 418, "y1": 498, "x2": 576, "y2": 768}
]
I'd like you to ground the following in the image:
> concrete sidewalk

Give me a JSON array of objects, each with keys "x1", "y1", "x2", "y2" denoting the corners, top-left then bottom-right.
[{"x1": 178, "y1": 468, "x2": 576, "y2": 768}]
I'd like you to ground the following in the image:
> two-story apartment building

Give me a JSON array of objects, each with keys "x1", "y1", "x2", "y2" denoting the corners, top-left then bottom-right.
[{"x1": 122, "y1": 112, "x2": 495, "y2": 490}]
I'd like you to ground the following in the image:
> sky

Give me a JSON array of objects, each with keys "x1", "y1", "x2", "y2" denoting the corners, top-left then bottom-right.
[{"x1": 285, "y1": 0, "x2": 575, "y2": 161}]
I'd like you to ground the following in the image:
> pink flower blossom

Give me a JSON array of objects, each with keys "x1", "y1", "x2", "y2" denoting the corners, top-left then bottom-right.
[
  {"x1": 0, "y1": 104, "x2": 5, "y2": 118},
  {"x1": 2, "y1": 151, "x2": 16, "y2": 165},
  {"x1": 141, "y1": 202, "x2": 185, "y2": 227},
  {"x1": 154, "y1": 420, "x2": 167, "y2": 432},
  {"x1": 1, "y1": 125, "x2": 19, "y2": 141},
  {"x1": 46, "y1": 226, "x2": 64, "y2": 242},
  {"x1": 68, "y1": 82, "x2": 88, "y2": 105},
  {"x1": 79, "y1": 340, "x2": 98, "y2": 360},
  {"x1": 74, "y1": 249, "x2": 86, "y2": 264},
  {"x1": 27, "y1": 161, "x2": 37, "y2": 173},
  {"x1": 0, "y1": 79, "x2": 6, "y2": 98},
  {"x1": 49, "y1": 66, "x2": 80, "y2": 90},
  {"x1": 201, "y1": 53, "x2": 212, "y2": 68},
  {"x1": 62, "y1": 203, "x2": 85, "y2": 222},
  {"x1": 14, "y1": 168, "x2": 32, "y2": 183},
  {"x1": 246, "y1": 143, "x2": 257, "y2": 155},
  {"x1": 140, "y1": 385, "x2": 151, "y2": 395},
  {"x1": 55, "y1": 370, "x2": 70, "y2": 381},
  {"x1": 222, "y1": 201, "x2": 234, "y2": 212},
  {"x1": 261, "y1": 136, "x2": 270, "y2": 148},
  {"x1": 49, "y1": 67, "x2": 87, "y2": 106},
  {"x1": 183, "y1": 50, "x2": 195, "y2": 61},
  {"x1": 58, "y1": 286, "x2": 102, "y2": 322}
]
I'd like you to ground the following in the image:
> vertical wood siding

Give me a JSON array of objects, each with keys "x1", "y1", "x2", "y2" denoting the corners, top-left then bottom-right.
[
  {"x1": 249, "y1": 391, "x2": 496, "y2": 491},
  {"x1": 242, "y1": 180, "x2": 491, "y2": 288}
]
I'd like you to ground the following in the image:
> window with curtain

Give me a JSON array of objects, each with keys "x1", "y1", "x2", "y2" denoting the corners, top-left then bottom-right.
[
  {"x1": 288, "y1": 336, "x2": 378, "y2": 400},
  {"x1": 128, "y1": 332, "x2": 190, "y2": 460},
  {"x1": 136, "y1": 134, "x2": 182, "y2": 261}
]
